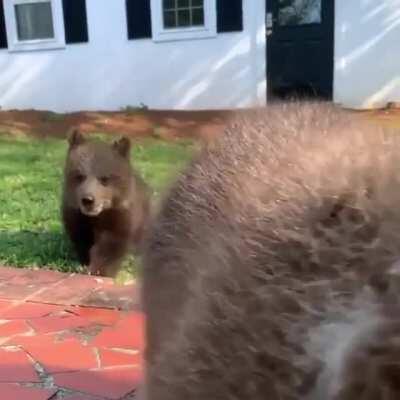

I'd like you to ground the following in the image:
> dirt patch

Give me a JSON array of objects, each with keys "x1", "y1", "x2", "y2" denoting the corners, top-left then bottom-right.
[
  {"x1": 0, "y1": 108, "x2": 238, "y2": 143},
  {"x1": 363, "y1": 107, "x2": 400, "y2": 130},
  {"x1": 1, "y1": 106, "x2": 399, "y2": 143}
]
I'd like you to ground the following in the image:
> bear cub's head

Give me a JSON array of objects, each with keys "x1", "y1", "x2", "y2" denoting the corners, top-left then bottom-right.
[{"x1": 64, "y1": 130, "x2": 133, "y2": 217}]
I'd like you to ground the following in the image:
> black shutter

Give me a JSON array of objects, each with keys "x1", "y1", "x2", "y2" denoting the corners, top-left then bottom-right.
[
  {"x1": 217, "y1": 0, "x2": 243, "y2": 33},
  {"x1": 0, "y1": 0, "x2": 7, "y2": 49},
  {"x1": 62, "y1": 0, "x2": 89, "y2": 44},
  {"x1": 126, "y1": 0, "x2": 152, "y2": 40}
]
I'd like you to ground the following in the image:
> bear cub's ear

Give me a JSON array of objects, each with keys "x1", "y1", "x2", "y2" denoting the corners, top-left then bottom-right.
[
  {"x1": 113, "y1": 137, "x2": 131, "y2": 159},
  {"x1": 68, "y1": 128, "x2": 85, "y2": 148}
]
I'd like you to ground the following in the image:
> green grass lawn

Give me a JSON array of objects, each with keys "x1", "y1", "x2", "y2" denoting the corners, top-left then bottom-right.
[{"x1": 0, "y1": 133, "x2": 196, "y2": 281}]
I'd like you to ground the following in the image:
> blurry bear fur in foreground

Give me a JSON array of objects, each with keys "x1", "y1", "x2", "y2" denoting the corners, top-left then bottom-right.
[{"x1": 143, "y1": 102, "x2": 400, "y2": 400}]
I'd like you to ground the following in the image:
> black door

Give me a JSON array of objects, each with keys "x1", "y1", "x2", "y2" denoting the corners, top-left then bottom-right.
[{"x1": 266, "y1": 0, "x2": 334, "y2": 100}]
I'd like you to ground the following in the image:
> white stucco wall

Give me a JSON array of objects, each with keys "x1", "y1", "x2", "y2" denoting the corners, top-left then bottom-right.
[
  {"x1": 0, "y1": 0, "x2": 266, "y2": 112},
  {"x1": 334, "y1": 0, "x2": 400, "y2": 109}
]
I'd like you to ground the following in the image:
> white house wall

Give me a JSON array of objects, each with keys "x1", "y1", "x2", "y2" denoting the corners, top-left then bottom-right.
[
  {"x1": 0, "y1": 0, "x2": 266, "y2": 112},
  {"x1": 334, "y1": 0, "x2": 400, "y2": 109}
]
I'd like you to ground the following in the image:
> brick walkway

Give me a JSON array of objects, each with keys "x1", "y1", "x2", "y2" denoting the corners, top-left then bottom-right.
[{"x1": 0, "y1": 266, "x2": 143, "y2": 400}]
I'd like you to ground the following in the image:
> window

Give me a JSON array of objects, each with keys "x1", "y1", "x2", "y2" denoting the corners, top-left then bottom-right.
[
  {"x1": 163, "y1": 0, "x2": 204, "y2": 29},
  {"x1": 15, "y1": 2, "x2": 54, "y2": 40},
  {"x1": 4, "y1": 0, "x2": 65, "y2": 52},
  {"x1": 151, "y1": 0, "x2": 217, "y2": 42},
  {"x1": 278, "y1": 0, "x2": 321, "y2": 26}
]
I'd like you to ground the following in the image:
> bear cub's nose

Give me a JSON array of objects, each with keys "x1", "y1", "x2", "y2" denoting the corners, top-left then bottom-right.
[{"x1": 82, "y1": 196, "x2": 95, "y2": 207}]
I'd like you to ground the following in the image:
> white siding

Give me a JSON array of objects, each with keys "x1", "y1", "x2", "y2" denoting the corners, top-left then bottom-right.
[
  {"x1": 334, "y1": 0, "x2": 400, "y2": 109},
  {"x1": 0, "y1": 0, "x2": 266, "y2": 112}
]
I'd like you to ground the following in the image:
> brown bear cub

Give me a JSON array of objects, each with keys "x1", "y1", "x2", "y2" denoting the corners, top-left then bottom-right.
[
  {"x1": 142, "y1": 102, "x2": 400, "y2": 400},
  {"x1": 62, "y1": 130, "x2": 150, "y2": 277}
]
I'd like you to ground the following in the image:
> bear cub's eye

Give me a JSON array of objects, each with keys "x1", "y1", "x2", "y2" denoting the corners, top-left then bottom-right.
[
  {"x1": 73, "y1": 173, "x2": 86, "y2": 183},
  {"x1": 99, "y1": 176, "x2": 111, "y2": 186}
]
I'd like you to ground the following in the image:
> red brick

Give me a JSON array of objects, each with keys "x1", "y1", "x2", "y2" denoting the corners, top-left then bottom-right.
[
  {"x1": 4, "y1": 333, "x2": 58, "y2": 349},
  {"x1": 0, "y1": 320, "x2": 32, "y2": 338},
  {"x1": 81, "y1": 284, "x2": 139, "y2": 310},
  {"x1": 0, "y1": 268, "x2": 67, "y2": 302},
  {"x1": 0, "y1": 300, "x2": 15, "y2": 311},
  {"x1": 0, "y1": 348, "x2": 40, "y2": 382},
  {"x1": 0, "y1": 282, "x2": 43, "y2": 301},
  {"x1": 30, "y1": 274, "x2": 107, "y2": 306},
  {"x1": 68, "y1": 306, "x2": 121, "y2": 326},
  {"x1": 63, "y1": 396, "x2": 95, "y2": 400},
  {"x1": 0, "y1": 267, "x2": 27, "y2": 281},
  {"x1": 10, "y1": 269, "x2": 66, "y2": 285},
  {"x1": 92, "y1": 312, "x2": 144, "y2": 350},
  {"x1": 54, "y1": 366, "x2": 142, "y2": 399},
  {"x1": 99, "y1": 348, "x2": 142, "y2": 368},
  {"x1": 28, "y1": 313, "x2": 93, "y2": 334},
  {"x1": 25, "y1": 338, "x2": 98, "y2": 373},
  {"x1": 0, "y1": 302, "x2": 62, "y2": 319},
  {"x1": 0, "y1": 384, "x2": 56, "y2": 400}
]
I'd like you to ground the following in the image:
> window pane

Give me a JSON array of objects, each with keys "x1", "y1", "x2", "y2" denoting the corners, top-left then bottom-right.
[
  {"x1": 191, "y1": 8, "x2": 204, "y2": 26},
  {"x1": 177, "y1": 0, "x2": 189, "y2": 7},
  {"x1": 163, "y1": 0, "x2": 176, "y2": 9},
  {"x1": 15, "y1": 2, "x2": 54, "y2": 41},
  {"x1": 279, "y1": 0, "x2": 321, "y2": 26},
  {"x1": 163, "y1": 10, "x2": 177, "y2": 28},
  {"x1": 177, "y1": 9, "x2": 190, "y2": 27},
  {"x1": 162, "y1": 0, "x2": 205, "y2": 29}
]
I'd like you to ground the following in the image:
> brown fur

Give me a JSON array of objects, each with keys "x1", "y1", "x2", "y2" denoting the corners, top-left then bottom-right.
[
  {"x1": 62, "y1": 130, "x2": 150, "y2": 277},
  {"x1": 142, "y1": 102, "x2": 400, "y2": 399}
]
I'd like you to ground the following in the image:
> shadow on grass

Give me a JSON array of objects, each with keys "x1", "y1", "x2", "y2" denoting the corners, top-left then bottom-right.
[{"x1": 0, "y1": 229, "x2": 81, "y2": 273}]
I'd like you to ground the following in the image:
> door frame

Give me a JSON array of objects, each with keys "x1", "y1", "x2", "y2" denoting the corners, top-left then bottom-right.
[{"x1": 265, "y1": 0, "x2": 335, "y2": 102}]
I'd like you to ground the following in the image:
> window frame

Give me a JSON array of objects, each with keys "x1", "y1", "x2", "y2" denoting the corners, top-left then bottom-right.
[
  {"x1": 4, "y1": 0, "x2": 65, "y2": 52},
  {"x1": 150, "y1": 0, "x2": 217, "y2": 42}
]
